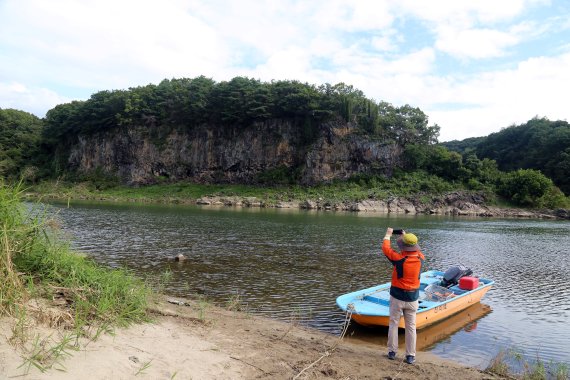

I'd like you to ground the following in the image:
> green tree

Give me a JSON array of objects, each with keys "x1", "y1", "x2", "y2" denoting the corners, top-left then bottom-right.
[
  {"x1": 120, "y1": 83, "x2": 159, "y2": 126},
  {"x1": 269, "y1": 80, "x2": 321, "y2": 119},
  {"x1": 404, "y1": 144, "x2": 465, "y2": 180},
  {"x1": 497, "y1": 169, "x2": 554, "y2": 207},
  {"x1": 183, "y1": 76, "x2": 215, "y2": 125},
  {"x1": 441, "y1": 136, "x2": 485, "y2": 154},
  {"x1": 208, "y1": 77, "x2": 273, "y2": 125},
  {"x1": 476, "y1": 117, "x2": 570, "y2": 194},
  {"x1": 0, "y1": 108, "x2": 44, "y2": 180},
  {"x1": 378, "y1": 102, "x2": 439, "y2": 145},
  {"x1": 43, "y1": 101, "x2": 85, "y2": 141},
  {"x1": 81, "y1": 90, "x2": 128, "y2": 133}
]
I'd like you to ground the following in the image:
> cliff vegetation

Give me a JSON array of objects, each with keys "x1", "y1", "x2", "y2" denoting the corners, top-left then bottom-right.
[{"x1": 1, "y1": 76, "x2": 569, "y2": 210}]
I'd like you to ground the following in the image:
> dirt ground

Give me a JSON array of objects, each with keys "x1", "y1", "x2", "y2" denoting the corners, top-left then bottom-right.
[{"x1": 0, "y1": 297, "x2": 505, "y2": 380}]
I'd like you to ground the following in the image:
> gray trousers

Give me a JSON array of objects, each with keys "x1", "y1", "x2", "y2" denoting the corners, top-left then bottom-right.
[{"x1": 387, "y1": 296, "x2": 419, "y2": 356}]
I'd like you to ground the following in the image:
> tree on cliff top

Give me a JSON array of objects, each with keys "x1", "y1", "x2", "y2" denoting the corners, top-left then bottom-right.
[
  {"x1": 41, "y1": 76, "x2": 441, "y2": 148},
  {"x1": 378, "y1": 102, "x2": 439, "y2": 145}
]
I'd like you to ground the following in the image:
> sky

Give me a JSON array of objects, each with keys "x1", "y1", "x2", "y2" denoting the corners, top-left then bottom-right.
[{"x1": 1, "y1": 0, "x2": 569, "y2": 142}]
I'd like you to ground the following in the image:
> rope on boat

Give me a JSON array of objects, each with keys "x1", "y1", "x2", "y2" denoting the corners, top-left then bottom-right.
[{"x1": 292, "y1": 304, "x2": 354, "y2": 380}]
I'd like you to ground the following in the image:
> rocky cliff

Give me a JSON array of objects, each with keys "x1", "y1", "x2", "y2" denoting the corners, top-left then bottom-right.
[{"x1": 66, "y1": 119, "x2": 403, "y2": 185}]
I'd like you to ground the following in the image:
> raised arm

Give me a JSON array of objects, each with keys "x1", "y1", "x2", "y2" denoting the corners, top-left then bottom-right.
[{"x1": 382, "y1": 227, "x2": 403, "y2": 261}]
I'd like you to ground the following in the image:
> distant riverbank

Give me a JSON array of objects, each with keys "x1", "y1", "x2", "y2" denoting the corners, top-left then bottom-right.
[
  {"x1": 27, "y1": 181, "x2": 570, "y2": 220},
  {"x1": 192, "y1": 193, "x2": 569, "y2": 219}
]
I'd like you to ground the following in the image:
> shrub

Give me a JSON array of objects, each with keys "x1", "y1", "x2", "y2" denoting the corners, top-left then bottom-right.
[
  {"x1": 497, "y1": 169, "x2": 555, "y2": 207},
  {"x1": 256, "y1": 165, "x2": 299, "y2": 185}
]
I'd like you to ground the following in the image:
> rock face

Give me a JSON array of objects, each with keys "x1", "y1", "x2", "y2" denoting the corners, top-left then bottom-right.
[{"x1": 65, "y1": 120, "x2": 402, "y2": 186}]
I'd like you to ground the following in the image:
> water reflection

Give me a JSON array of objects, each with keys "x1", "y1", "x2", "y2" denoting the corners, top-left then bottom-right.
[
  {"x1": 344, "y1": 302, "x2": 492, "y2": 352},
  {"x1": 45, "y1": 201, "x2": 570, "y2": 368}
]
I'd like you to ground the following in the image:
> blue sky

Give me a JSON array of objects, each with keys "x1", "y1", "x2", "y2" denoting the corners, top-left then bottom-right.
[{"x1": 1, "y1": 0, "x2": 569, "y2": 141}]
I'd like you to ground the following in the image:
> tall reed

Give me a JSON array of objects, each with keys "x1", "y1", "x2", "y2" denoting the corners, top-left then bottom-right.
[
  {"x1": 0, "y1": 182, "x2": 29, "y2": 315},
  {"x1": 1, "y1": 181, "x2": 150, "y2": 330}
]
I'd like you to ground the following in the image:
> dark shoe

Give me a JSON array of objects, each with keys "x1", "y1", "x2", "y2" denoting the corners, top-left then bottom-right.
[
  {"x1": 388, "y1": 351, "x2": 396, "y2": 360},
  {"x1": 405, "y1": 355, "x2": 415, "y2": 364}
]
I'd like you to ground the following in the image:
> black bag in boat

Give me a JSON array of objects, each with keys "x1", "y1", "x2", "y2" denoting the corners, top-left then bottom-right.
[{"x1": 441, "y1": 265, "x2": 473, "y2": 288}]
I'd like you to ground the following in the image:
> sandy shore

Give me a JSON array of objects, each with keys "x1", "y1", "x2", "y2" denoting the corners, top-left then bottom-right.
[{"x1": 0, "y1": 297, "x2": 505, "y2": 380}]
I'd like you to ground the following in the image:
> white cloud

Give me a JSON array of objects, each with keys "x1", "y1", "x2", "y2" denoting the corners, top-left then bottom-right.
[
  {"x1": 435, "y1": 27, "x2": 519, "y2": 59},
  {"x1": 0, "y1": 82, "x2": 68, "y2": 117},
  {"x1": 395, "y1": 0, "x2": 551, "y2": 60},
  {"x1": 307, "y1": 0, "x2": 393, "y2": 32},
  {"x1": 247, "y1": 47, "x2": 314, "y2": 82},
  {"x1": 337, "y1": 0, "x2": 394, "y2": 31},
  {"x1": 371, "y1": 35, "x2": 396, "y2": 52},
  {"x1": 425, "y1": 52, "x2": 570, "y2": 141},
  {"x1": 0, "y1": 0, "x2": 231, "y2": 90},
  {"x1": 0, "y1": 0, "x2": 568, "y2": 141},
  {"x1": 385, "y1": 48, "x2": 436, "y2": 75},
  {"x1": 395, "y1": 0, "x2": 546, "y2": 25}
]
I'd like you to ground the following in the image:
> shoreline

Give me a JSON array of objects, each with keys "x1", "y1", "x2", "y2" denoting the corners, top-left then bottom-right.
[
  {"x1": 193, "y1": 194, "x2": 568, "y2": 220},
  {"x1": 0, "y1": 296, "x2": 506, "y2": 379},
  {"x1": 29, "y1": 190, "x2": 570, "y2": 220}
]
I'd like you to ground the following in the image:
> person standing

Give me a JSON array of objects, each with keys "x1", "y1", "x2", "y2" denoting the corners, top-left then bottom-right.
[{"x1": 382, "y1": 227, "x2": 425, "y2": 364}]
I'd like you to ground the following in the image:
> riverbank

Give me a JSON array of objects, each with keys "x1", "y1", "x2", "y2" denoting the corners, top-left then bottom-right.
[
  {"x1": 192, "y1": 193, "x2": 569, "y2": 219},
  {"x1": 0, "y1": 182, "x2": 554, "y2": 379},
  {"x1": 26, "y1": 181, "x2": 570, "y2": 219},
  {"x1": 0, "y1": 296, "x2": 505, "y2": 379}
]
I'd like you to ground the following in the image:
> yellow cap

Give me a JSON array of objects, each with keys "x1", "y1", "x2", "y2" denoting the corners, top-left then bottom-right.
[{"x1": 402, "y1": 233, "x2": 418, "y2": 246}]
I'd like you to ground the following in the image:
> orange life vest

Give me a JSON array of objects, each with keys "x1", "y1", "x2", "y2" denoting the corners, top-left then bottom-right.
[{"x1": 382, "y1": 239, "x2": 425, "y2": 301}]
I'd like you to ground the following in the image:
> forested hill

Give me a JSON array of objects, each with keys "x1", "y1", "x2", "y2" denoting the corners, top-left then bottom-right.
[
  {"x1": 0, "y1": 108, "x2": 43, "y2": 178},
  {"x1": 439, "y1": 136, "x2": 485, "y2": 154},
  {"x1": 2, "y1": 77, "x2": 568, "y2": 209},
  {"x1": 442, "y1": 118, "x2": 570, "y2": 194},
  {"x1": 37, "y1": 76, "x2": 440, "y2": 185},
  {"x1": 42, "y1": 76, "x2": 438, "y2": 145}
]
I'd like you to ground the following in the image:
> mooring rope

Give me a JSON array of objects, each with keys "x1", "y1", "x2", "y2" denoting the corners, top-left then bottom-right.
[
  {"x1": 392, "y1": 355, "x2": 407, "y2": 379},
  {"x1": 292, "y1": 304, "x2": 354, "y2": 380}
]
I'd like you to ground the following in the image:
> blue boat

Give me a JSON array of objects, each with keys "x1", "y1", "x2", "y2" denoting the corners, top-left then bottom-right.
[{"x1": 336, "y1": 270, "x2": 494, "y2": 329}]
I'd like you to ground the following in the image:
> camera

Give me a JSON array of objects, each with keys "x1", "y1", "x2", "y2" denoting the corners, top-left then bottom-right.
[{"x1": 393, "y1": 229, "x2": 404, "y2": 235}]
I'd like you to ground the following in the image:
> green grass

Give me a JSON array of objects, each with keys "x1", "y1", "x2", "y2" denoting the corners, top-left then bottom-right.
[
  {"x1": 18, "y1": 333, "x2": 78, "y2": 373},
  {"x1": 31, "y1": 180, "x2": 280, "y2": 203},
  {"x1": 28, "y1": 171, "x2": 462, "y2": 207},
  {"x1": 134, "y1": 360, "x2": 153, "y2": 376},
  {"x1": 486, "y1": 347, "x2": 570, "y2": 380},
  {"x1": 12, "y1": 231, "x2": 149, "y2": 331},
  {"x1": 1, "y1": 180, "x2": 152, "y2": 372},
  {"x1": 13, "y1": 241, "x2": 150, "y2": 329}
]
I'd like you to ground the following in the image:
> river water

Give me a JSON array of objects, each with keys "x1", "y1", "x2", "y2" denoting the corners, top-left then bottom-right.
[{"x1": 46, "y1": 201, "x2": 570, "y2": 369}]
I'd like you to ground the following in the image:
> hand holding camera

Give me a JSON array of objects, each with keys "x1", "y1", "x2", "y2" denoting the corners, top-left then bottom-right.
[{"x1": 385, "y1": 227, "x2": 405, "y2": 237}]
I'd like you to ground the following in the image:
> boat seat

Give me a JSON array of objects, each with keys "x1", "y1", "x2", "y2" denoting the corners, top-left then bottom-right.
[
  {"x1": 417, "y1": 300, "x2": 437, "y2": 309},
  {"x1": 420, "y1": 277, "x2": 443, "y2": 290},
  {"x1": 448, "y1": 285, "x2": 467, "y2": 295},
  {"x1": 363, "y1": 295, "x2": 390, "y2": 306}
]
